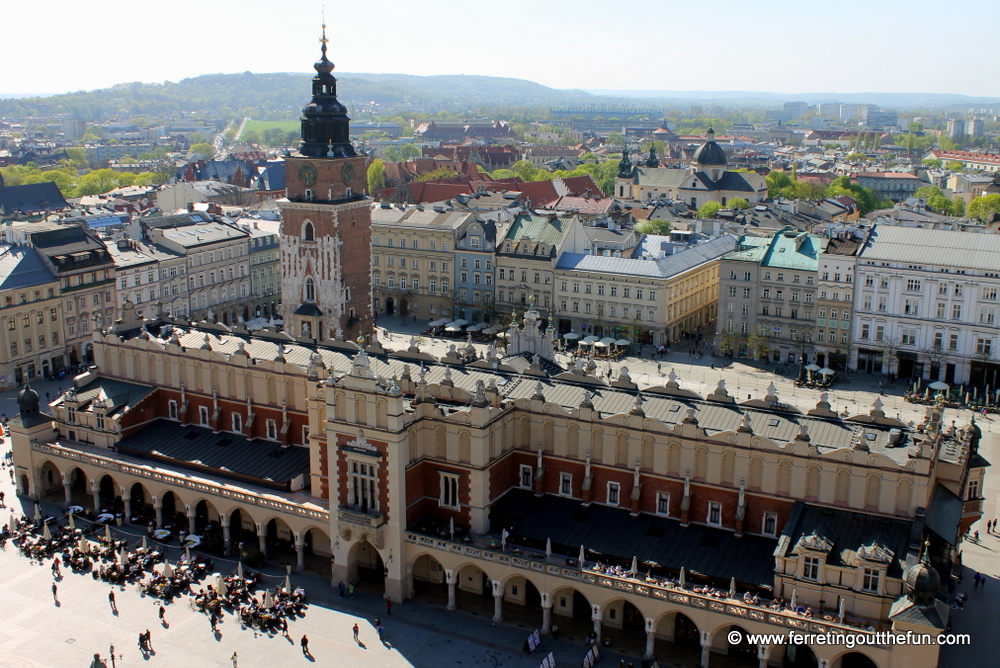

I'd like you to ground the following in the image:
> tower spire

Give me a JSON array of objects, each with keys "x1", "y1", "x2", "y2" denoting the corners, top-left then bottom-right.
[{"x1": 297, "y1": 20, "x2": 355, "y2": 158}]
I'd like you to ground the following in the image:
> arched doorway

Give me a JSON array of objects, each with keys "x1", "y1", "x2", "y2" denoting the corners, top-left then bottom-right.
[
  {"x1": 265, "y1": 517, "x2": 294, "y2": 561},
  {"x1": 602, "y1": 599, "x2": 649, "y2": 656},
  {"x1": 499, "y1": 575, "x2": 543, "y2": 628},
  {"x1": 385, "y1": 297, "x2": 395, "y2": 315},
  {"x1": 38, "y1": 461, "x2": 62, "y2": 504},
  {"x1": 66, "y1": 467, "x2": 89, "y2": 508},
  {"x1": 229, "y1": 508, "x2": 257, "y2": 556},
  {"x1": 784, "y1": 641, "x2": 819, "y2": 668},
  {"x1": 97, "y1": 474, "x2": 119, "y2": 512},
  {"x1": 653, "y1": 611, "x2": 702, "y2": 667},
  {"x1": 550, "y1": 586, "x2": 593, "y2": 638},
  {"x1": 302, "y1": 527, "x2": 331, "y2": 576},
  {"x1": 832, "y1": 652, "x2": 878, "y2": 668},
  {"x1": 411, "y1": 554, "x2": 448, "y2": 603},
  {"x1": 716, "y1": 625, "x2": 757, "y2": 665},
  {"x1": 160, "y1": 491, "x2": 181, "y2": 529},
  {"x1": 129, "y1": 483, "x2": 153, "y2": 524},
  {"x1": 348, "y1": 539, "x2": 385, "y2": 592}
]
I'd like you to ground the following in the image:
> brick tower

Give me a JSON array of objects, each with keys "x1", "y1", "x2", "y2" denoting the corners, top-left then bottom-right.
[{"x1": 279, "y1": 25, "x2": 373, "y2": 340}]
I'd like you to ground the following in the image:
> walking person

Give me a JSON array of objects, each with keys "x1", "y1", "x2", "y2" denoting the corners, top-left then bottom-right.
[
  {"x1": 108, "y1": 589, "x2": 117, "y2": 613},
  {"x1": 338, "y1": 580, "x2": 346, "y2": 597},
  {"x1": 353, "y1": 623, "x2": 360, "y2": 642},
  {"x1": 231, "y1": 652, "x2": 238, "y2": 668},
  {"x1": 300, "y1": 634, "x2": 310, "y2": 655},
  {"x1": 51, "y1": 582, "x2": 58, "y2": 602},
  {"x1": 385, "y1": 596, "x2": 393, "y2": 615},
  {"x1": 158, "y1": 604, "x2": 166, "y2": 624},
  {"x1": 144, "y1": 630, "x2": 153, "y2": 653}
]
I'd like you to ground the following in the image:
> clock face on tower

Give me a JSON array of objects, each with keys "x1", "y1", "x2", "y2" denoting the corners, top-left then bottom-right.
[
  {"x1": 342, "y1": 162, "x2": 355, "y2": 185},
  {"x1": 298, "y1": 162, "x2": 318, "y2": 187}
]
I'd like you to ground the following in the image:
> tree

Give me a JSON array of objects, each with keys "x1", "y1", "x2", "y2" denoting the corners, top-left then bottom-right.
[
  {"x1": 634, "y1": 219, "x2": 672, "y2": 235},
  {"x1": 490, "y1": 169, "x2": 517, "y2": 180},
  {"x1": 968, "y1": 194, "x2": 1000, "y2": 222},
  {"x1": 698, "y1": 201, "x2": 722, "y2": 219},
  {"x1": 922, "y1": 158, "x2": 942, "y2": 168},
  {"x1": 727, "y1": 197, "x2": 750, "y2": 210},
  {"x1": 718, "y1": 331, "x2": 742, "y2": 357},
  {"x1": 75, "y1": 169, "x2": 123, "y2": 196},
  {"x1": 747, "y1": 331, "x2": 772, "y2": 361},
  {"x1": 415, "y1": 168, "x2": 459, "y2": 182},
  {"x1": 190, "y1": 142, "x2": 215, "y2": 160},
  {"x1": 845, "y1": 152, "x2": 867, "y2": 162},
  {"x1": 946, "y1": 160, "x2": 964, "y2": 172},
  {"x1": 367, "y1": 158, "x2": 386, "y2": 195},
  {"x1": 605, "y1": 132, "x2": 624, "y2": 146}
]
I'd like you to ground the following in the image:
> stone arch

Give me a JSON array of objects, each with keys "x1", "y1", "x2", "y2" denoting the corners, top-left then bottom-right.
[
  {"x1": 411, "y1": 553, "x2": 448, "y2": 594},
  {"x1": 748, "y1": 456, "x2": 763, "y2": 489},
  {"x1": 777, "y1": 460, "x2": 792, "y2": 495},
  {"x1": 303, "y1": 526, "x2": 331, "y2": 558},
  {"x1": 865, "y1": 474, "x2": 882, "y2": 509},
  {"x1": 435, "y1": 426, "x2": 448, "y2": 459},
  {"x1": 375, "y1": 398, "x2": 388, "y2": 429},
  {"x1": 335, "y1": 391, "x2": 347, "y2": 421},
  {"x1": 347, "y1": 538, "x2": 386, "y2": 588},
  {"x1": 458, "y1": 430, "x2": 471, "y2": 464},
  {"x1": 615, "y1": 432, "x2": 629, "y2": 466},
  {"x1": 806, "y1": 465, "x2": 821, "y2": 499},
  {"x1": 694, "y1": 446, "x2": 708, "y2": 479},
  {"x1": 500, "y1": 572, "x2": 543, "y2": 620},
  {"x1": 653, "y1": 608, "x2": 702, "y2": 646},
  {"x1": 128, "y1": 481, "x2": 153, "y2": 522},
  {"x1": 591, "y1": 428, "x2": 604, "y2": 460},
  {"x1": 543, "y1": 421, "x2": 555, "y2": 453},
  {"x1": 720, "y1": 451, "x2": 736, "y2": 485},
  {"x1": 97, "y1": 472, "x2": 120, "y2": 509},
  {"x1": 37, "y1": 459, "x2": 62, "y2": 501},
  {"x1": 355, "y1": 395, "x2": 367, "y2": 425},
  {"x1": 668, "y1": 442, "x2": 681, "y2": 474},
  {"x1": 455, "y1": 561, "x2": 494, "y2": 596},
  {"x1": 229, "y1": 506, "x2": 258, "y2": 548},
  {"x1": 64, "y1": 466, "x2": 89, "y2": 507},
  {"x1": 264, "y1": 515, "x2": 295, "y2": 557},
  {"x1": 549, "y1": 584, "x2": 593, "y2": 623},
  {"x1": 192, "y1": 497, "x2": 221, "y2": 532},
  {"x1": 640, "y1": 436, "x2": 654, "y2": 470},
  {"x1": 836, "y1": 469, "x2": 851, "y2": 504},
  {"x1": 710, "y1": 623, "x2": 758, "y2": 665},
  {"x1": 894, "y1": 478, "x2": 912, "y2": 514},
  {"x1": 830, "y1": 649, "x2": 879, "y2": 668}
]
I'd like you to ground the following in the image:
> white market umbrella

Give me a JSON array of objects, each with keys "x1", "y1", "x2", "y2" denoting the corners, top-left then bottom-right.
[
  {"x1": 730, "y1": 577, "x2": 736, "y2": 599},
  {"x1": 818, "y1": 368, "x2": 835, "y2": 376},
  {"x1": 928, "y1": 381, "x2": 949, "y2": 391},
  {"x1": 284, "y1": 575, "x2": 292, "y2": 591},
  {"x1": 263, "y1": 591, "x2": 274, "y2": 609},
  {"x1": 8, "y1": 515, "x2": 16, "y2": 533},
  {"x1": 104, "y1": 525, "x2": 113, "y2": 543},
  {"x1": 583, "y1": 336, "x2": 600, "y2": 344},
  {"x1": 445, "y1": 326, "x2": 462, "y2": 332},
  {"x1": 141, "y1": 536, "x2": 148, "y2": 550},
  {"x1": 563, "y1": 332, "x2": 581, "y2": 340},
  {"x1": 162, "y1": 561, "x2": 174, "y2": 578},
  {"x1": 481, "y1": 328, "x2": 494, "y2": 335},
  {"x1": 600, "y1": 337, "x2": 616, "y2": 345},
  {"x1": 805, "y1": 364, "x2": 821, "y2": 372},
  {"x1": 185, "y1": 546, "x2": 191, "y2": 562},
  {"x1": 546, "y1": 538, "x2": 552, "y2": 559},
  {"x1": 631, "y1": 556, "x2": 638, "y2": 576},
  {"x1": 237, "y1": 562, "x2": 244, "y2": 579},
  {"x1": 579, "y1": 545, "x2": 585, "y2": 565},
  {"x1": 616, "y1": 339, "x2": 630, "y2": 346},
  {"x1": 42, "y1": 523, "x2": 52, "y2": 541},
  {"x1": 679, "y1": 567, "x2": 686, "y2": 587},
  {"x1": 218, "y1": 576, "x2": 228, "y2": 597},
  {"x1": 33, "y1": 505, "x2": 42, "y2": 522},
  {"x1": 67, "y1": 514, "x2": 75, "y2": 530},
  {"x1": 451, "y1": 319, "x2": 468, "y2": 327},
  {"x1": 78, "y1": 537, "x2": 89, "y2": 554},
  {"x1": 594, "y1": 341, "x2": 607, "y2": 348},
  {"x1": 790, "y1": 588, "x2": 798, "y2": 609}
]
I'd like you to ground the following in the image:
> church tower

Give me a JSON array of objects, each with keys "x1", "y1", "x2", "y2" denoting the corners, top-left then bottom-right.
[{"x1": 279, "y1": 25, "x2": 373, "y2": 340}]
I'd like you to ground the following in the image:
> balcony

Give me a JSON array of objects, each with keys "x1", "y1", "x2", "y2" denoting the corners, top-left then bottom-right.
[{"x1": 338, "y1": 504, "x2": 386, "y2": 528}]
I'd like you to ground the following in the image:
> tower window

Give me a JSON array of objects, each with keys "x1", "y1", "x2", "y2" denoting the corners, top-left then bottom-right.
[
  {"x1": 305, "y1": 277, "x2": 315, "y2": 301},
  {"x1": 303, "y1": 221, "x2": 315, "y2": 241}
]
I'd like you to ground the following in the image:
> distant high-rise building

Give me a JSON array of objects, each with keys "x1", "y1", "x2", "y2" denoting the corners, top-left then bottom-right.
[
  {"x1": 947, "y1": 119, "x2": 966, "y2": 141},
  {"x1": 839, "y1": 104, "x2": 865, "y2": 121},
  {"x1": 782, "y1": 101, "x2": 809, "y2": 119},
  {"x1": 62, "y1": 118, "x2": 87, "y2": 141},
  {"x1": 818, "y1": 103, "x2": 842, "y2": 118},
  {"x1": 968, "y1": 118, "x2": 984, "y2": 138},
  {"x1": 861, "y1": 108, "x2": 898, "y2": 131}
]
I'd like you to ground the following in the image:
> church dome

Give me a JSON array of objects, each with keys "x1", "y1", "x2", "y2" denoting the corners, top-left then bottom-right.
[
  {"x1": 17, "y1": 383, "x2": 40, "y2": 414},
  {"x1": 692, "y1": 127, "x2": 727, "y2": 166},
  {"x1": 903, "y1": 542, "x2": 940, "y2": 606}
]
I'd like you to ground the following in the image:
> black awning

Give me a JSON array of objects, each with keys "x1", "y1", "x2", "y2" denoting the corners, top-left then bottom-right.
[
  {"x1": 492, "y1": 489, "x2": 778, "y2": 589},
  {"x1": 293, "y1": 303, "x2": 324, "y2": 317},
  {"x1": 926, "y1": 484, "x2": 964, "y2": 546}
]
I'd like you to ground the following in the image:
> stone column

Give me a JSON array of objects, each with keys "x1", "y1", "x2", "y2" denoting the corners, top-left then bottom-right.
[
  {"x1": 644, "y1": 617, "x2": 657, "y2": 660},
  {"x1": 758, "y1": 643, "x2": 770, "y2": 668},
  {"x1": 445, "y1": 569, "x2": 457, "y2": 611},
  {"x1": 220, "y1": 515, "x2": 231, "y2": 550},
  {"x1": 700, "y1": 632, "x2": 712, "y2": 668},
  {"x1": 89, "y1": 479, "x2": 100, "y2": 511},
  {"x1": 121, "y1": 488, "x2": 131, "y2": 520},
  {"x1": 186, "y1": 505, "x2": 196, "y2": 534},
  {"x1": 591, "y1": 605, "x2": 602, "y2": 643},
  {"x1": 294, "y1": 532, "x2": 305, "y2": 571},
  {"x1": 153, "y1": 496, "x2": 163, "y2": 527},
  {"x1": 256, "y1": 523, "x2": 267, "y2": 556},
  {"x1": 491, "y1": 580, "x2": 504, "y2": 623},
  {"x1": 62, "y1": 473, "x2": 72, "y2": 506},
  {"x1": 541, "y1": 593, "x2": 552, "y2": 634}
]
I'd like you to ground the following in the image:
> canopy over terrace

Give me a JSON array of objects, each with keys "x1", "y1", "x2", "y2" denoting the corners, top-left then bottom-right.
[{"x1": 490, "y1": 489, "x2": 778, "y2": 589}]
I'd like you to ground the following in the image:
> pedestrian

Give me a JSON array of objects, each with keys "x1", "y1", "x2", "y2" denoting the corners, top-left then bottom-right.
[
  {"x1": 231, "y1": 651, "x2": 238, "y2": 668},
  {"x1": 975, "y1": 530, "x2": 980, "y2": 542},
  {"x1": 138, "y1": 632, "x2": 146, "y2": 653},
  {"x1": 159, "y1": 604, "x2": 166, "y2": 623},
  {"x1": 0, "y1": 490, "x2": 5, "y2": 506},
  {"x1": 353, "y1": 623, "x2": 360, "y2": 641},
  {"x1": 108, "y1": 589, "x2": 116, "y2": 611},
  {"x1": 300, "y1": 634, "x2": 309, "y2": 655},
  {"x1": 51, "y1": 582, "x2": 58, "y2": 601},
  {"x1": 377, "y1": 624, "x2": 385, "y2": 642},
  {"x1": 144, "y1": 630, "x2": 152, "y2": 652},
  {"x1": 385, "y1": 596, "x2": 393, "y2": 615},
  {"x1": 348, "y1": 582, "x2": 355, "y2": 598},
  {"x1": 339, "y1": 580, "x2": 346, "y2": 597}
]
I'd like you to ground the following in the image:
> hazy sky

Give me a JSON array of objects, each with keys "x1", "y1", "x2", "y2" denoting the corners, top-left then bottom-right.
[{"x1": 7, "y1": 0, "x2": 1000, "y2": 97}]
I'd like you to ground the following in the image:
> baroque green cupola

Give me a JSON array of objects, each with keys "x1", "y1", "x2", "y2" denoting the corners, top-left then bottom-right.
[
  {"x1": 645, "y1": 144, "x2": 660, "y2": 168},
  {"x1": 298, "y1": 24, "x2": 357, "y2": 159},
  {"x1": 618, "y1": 147, "x2": 635, "y2": 178}
]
